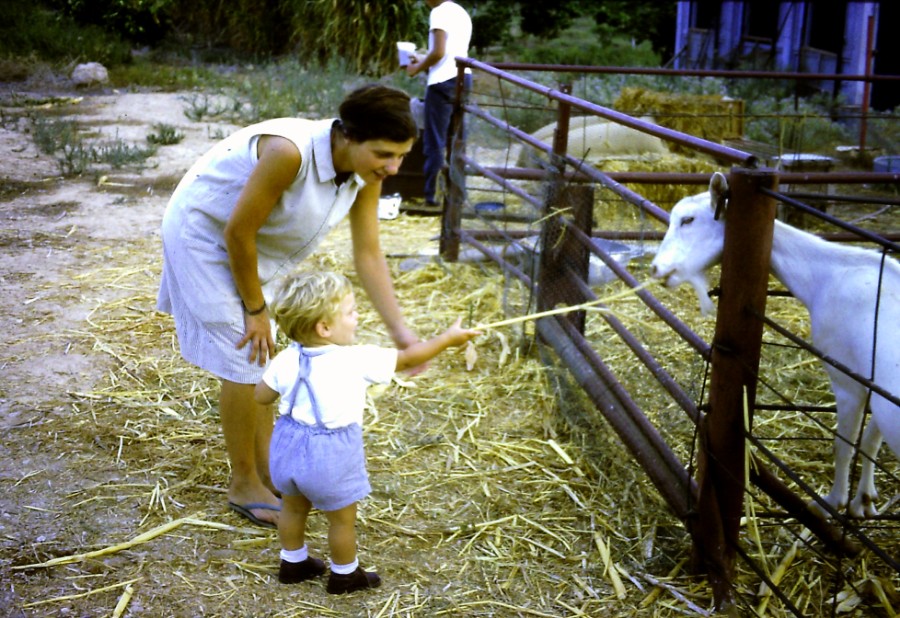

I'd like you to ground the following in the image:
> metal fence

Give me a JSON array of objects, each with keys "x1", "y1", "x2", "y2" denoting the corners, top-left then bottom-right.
[{"x1": 437, "y1": 58, "x2": 900, "y2": 614}]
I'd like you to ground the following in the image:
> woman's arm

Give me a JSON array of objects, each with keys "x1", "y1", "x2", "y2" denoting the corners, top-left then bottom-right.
[
  {"x1": 349, "y1": 183, "x2": 418, "y2": 350},
  {"x1": 224, "y1": 135, "x2": 301, "y2": 366}
]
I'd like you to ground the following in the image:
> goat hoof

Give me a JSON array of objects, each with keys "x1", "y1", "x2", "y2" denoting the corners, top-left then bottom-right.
[{"x1": 849, "y1": 495, "x2": 879, "y2": 518}]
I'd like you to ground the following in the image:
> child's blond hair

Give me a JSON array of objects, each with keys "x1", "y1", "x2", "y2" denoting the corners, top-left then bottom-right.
[{"x1": 269, "y1": 270, "x2": 353, "y2": 344}]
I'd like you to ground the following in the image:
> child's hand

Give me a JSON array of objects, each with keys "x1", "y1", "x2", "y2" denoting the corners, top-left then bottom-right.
[{"x1": 444, "y1": 317, "x2": 481, "y2": 347}]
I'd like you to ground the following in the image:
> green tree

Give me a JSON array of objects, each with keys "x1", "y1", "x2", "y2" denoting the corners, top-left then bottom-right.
[{"x1": 589, "y1": 0, "x2": 676, "y2": 59}]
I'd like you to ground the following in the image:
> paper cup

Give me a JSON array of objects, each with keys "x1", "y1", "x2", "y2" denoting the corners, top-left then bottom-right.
[
  {"x1": 397, "y1": 42, "x2": 416, "y2": 67},
  {"x1": 378, "y1": 194, "x2": 401, "y2": 220}
]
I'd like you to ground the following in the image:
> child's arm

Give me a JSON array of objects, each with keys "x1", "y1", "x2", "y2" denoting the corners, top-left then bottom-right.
[
  {"x1": 254, "y1": 381, "x2": 279, "y2": 405},
  {"x1": 395, "y1": 318, "x2": 480, "y2": 372}
]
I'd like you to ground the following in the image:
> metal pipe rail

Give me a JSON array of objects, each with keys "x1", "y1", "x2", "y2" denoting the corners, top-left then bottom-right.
[
  {"x1": 458, "y1": 57, "x2": 759, "y2": 168},
  {"x1": 482, "y1": 60, "x2": 900, "y2": 84}
]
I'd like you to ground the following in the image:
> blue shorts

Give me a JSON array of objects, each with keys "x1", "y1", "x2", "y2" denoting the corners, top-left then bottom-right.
[{"x1": 269, "y1": 415, "x2": 371, "y2": 512}]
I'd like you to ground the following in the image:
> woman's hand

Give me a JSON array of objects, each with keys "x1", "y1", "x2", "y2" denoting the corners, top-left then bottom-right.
[{"x1": 236, "y1": 310, "x2": 275, "y2": 366}]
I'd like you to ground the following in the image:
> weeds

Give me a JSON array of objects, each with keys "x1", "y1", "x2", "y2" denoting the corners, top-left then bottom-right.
[
  {"x1": 147, "y1": 123, "x2": 184, "y2": 145},
  {"x1": 30, "y1": 117, "x2": 157, "y2": 176}
]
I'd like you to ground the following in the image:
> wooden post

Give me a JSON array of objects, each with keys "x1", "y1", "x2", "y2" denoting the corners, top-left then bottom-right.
[
  {"x1": 536, "y1": 184, "x2": 593, "y2": 334},
  {"x1": 693, "y1": 167, "x2": 777, "y2": 611},
  {"x1": 535, "y1": 82, "x2": 593, "y2": 333}
]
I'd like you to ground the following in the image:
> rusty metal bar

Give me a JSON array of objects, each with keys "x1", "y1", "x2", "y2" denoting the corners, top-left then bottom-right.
[
  {"x1": 784, "y1": 191, "x2": 900, "y2": 206},
  {"x1": 537, "y1": 315, "x2": 697, "y2": 520},
  {"x1": 695, "y1": 168, "x2": 778, "y2": 610},
  {"x1": 459, "y1": 58, "x2": 758, "y2": 167},
  {"x1": 753, "y1": 309, "x2": 900, "y2": 408},
  {"x1": 564, "y1": 264, "x2": 703, "y2": 424},
  {"x1": 554, "y1": 214, "x2": 864, "y2": 563},
  {"x1": 564, "y1": 224, "x2": 711, "y2": 359},
  {"x1": 457, "y1": 230, "x2": 534, "y2": 288},
  {"x1": 475, "y1": 59, "x2": 900, "y2": 83},
  {"x1": 461, "y1": 156, "x2": 542, "y2": 210},
  {"x1": 537, "y1": 185, "x2": 593, "y2": 333},
  {"x1": 764, "y1": 188, "x2": 900, "y2": 253},
  {"x1": 476, "y1": 166, "x2": 900, "y2": 186}
]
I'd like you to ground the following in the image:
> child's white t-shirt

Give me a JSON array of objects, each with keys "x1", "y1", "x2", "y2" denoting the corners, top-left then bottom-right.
[{"x1": 262, "y1": 343, "x2": 397, "y2": 429}]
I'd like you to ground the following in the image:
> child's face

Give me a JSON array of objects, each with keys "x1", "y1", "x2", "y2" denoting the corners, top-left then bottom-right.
[{"x1": 324, "y1": 292, "x2": 358, "y2": 345}]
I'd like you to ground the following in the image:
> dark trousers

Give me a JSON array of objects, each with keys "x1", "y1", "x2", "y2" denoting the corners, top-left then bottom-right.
[{"x1": 422, "y1": 75, "x2": 471, "y2": 204}]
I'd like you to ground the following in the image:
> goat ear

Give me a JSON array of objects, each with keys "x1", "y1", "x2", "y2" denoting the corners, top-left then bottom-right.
[{"x1": 710, "y1": 172, "x2": 729, "y2": 220}]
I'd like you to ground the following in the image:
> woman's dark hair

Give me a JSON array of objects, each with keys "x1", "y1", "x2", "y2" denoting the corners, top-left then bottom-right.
[{"x1": 339, "y1": 84, "x2": 418, "y2": 143}]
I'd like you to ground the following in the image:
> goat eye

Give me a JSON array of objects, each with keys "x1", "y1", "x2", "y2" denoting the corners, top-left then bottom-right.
[{"x1": 680, "y1": 216, "x2": 694, "y2": 226}]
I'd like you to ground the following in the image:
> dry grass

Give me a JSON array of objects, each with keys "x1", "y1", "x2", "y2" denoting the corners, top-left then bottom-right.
[{"x1": 5, "y1": 208, "x2": 896, "y2": 618}]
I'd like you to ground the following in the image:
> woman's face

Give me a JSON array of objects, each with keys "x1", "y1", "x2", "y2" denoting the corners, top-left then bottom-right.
[{"x1": 348, "y1": 138, "x2": 415, "y2": 184}]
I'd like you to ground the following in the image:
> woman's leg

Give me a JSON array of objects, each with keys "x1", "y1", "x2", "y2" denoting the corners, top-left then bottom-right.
[
  {"x1": 324, "y1": 502, "x2": 358, "y2": 566},
  {"x1": 220, "y1": 379, "x2": 279, "y2": 525}
]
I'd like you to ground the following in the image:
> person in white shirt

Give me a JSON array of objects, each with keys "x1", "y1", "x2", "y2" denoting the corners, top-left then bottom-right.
[
  {"x1": 255, "y1": 270, "x2": 479, "y2": 594},
  {"x1": 405, "y1": 0, "x2": 472, "y2": 207}
]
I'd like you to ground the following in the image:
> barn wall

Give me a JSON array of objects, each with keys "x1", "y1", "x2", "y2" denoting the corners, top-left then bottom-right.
[{"x1": 673, "y1": 0, "x2": 882, "y2": 107}]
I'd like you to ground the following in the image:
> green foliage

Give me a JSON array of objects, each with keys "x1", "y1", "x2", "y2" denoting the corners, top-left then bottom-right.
[
  {"x1": 470, "y1": 2, "x2": 515, "y2": 53},
  {"x1": 228, "y1": 57, "x2": 362, "y2": 124},
  {"x1": 519, "y1": 1, "x2": 580, "y2": 39},
  {"x1": 745, "y1": 94, "x2": 853, "y2": 152},
  {"x1": 0, "y1": 0, "x2": 131, "y2": 65},
  {"x1": 107, "y1": 60, "x2": 233, "y2": 90},
  {"x1": 146, "y1": 123, "x2": 184, "y2": 145},
  {"x1": 287, "y1": 0, "x2": 427, "y2": 75},
  {"x1": 514, "y1": 17, "x2": 660, "y2": 67},
  {"x1": 591, "y1": 0, "x2": 676, "y2": 58},
  {"x1": 165, "y1": 0, "x2": 296, "y2": 57},
  {"x1": 48, "y1": 0, "x2": 174, "y2": 44}
]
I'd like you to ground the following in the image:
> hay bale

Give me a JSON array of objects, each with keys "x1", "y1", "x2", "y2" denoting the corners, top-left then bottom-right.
[
  {"x1": 613, "y1": 87, "x2": 744, "y2": 144},
  {"x1": 595, "y1": 153, "x2": 720, "y2": 208}
]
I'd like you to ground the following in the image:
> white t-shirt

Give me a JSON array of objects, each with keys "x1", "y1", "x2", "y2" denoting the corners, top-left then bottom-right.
[
  {"x1": 262, "y1": 343, "x2": 397, "y2": 429},
  {"x1": 427, "y1": 1, "x2": 472, "y2": 86}
]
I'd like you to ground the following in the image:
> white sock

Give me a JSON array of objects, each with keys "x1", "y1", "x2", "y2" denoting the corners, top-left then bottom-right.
[
  {"x1": 280, "y1": 545, "x2": 309, "y2": 563},
  {"x1": 330, "y1": 558, "x2": 359, "y2": 575}
]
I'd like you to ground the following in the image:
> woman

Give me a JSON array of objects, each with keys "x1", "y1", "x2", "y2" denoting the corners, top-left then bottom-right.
[{"x1": 157, "y1": 84, "x2": 420, "y2": 528}]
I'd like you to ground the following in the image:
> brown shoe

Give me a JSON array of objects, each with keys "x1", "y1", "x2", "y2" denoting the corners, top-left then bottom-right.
[
  {"x1": 326, "y1": 566, "x2": 381, "y2": 594},
  {"x1": 278, "y1": 557, "x2": 326, "y2": 584}
]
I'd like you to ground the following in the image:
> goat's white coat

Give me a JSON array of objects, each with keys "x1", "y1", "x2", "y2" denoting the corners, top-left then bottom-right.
[{"x1": 651, "y1": 172, "x2": 900, "y2": 517}]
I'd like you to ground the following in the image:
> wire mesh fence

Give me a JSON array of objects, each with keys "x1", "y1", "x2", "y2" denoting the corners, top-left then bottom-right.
[{"x1": 438, "y1": 59, "x2": 900, "y2": 616}]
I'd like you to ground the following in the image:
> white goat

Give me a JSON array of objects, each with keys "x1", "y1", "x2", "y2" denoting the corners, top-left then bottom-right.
[{"x1": 651, "y1": 172, "x2": 900, "y2": 518}]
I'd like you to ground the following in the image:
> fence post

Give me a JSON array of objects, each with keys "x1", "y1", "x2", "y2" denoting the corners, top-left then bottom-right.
[
  {"x1": 439, "y1": 66, "x2": 469, "y2": 261},
  {"x1": 693, "y1": 167, "x2": 777, "y2": 610},
  {"x1": 536, "y1": 185, "x2": 593, "y2": 334},
  {"x1": 535, "y1": 82, "x2": 594, "y2": 332}
]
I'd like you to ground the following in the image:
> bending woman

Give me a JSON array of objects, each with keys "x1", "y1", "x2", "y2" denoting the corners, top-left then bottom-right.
[{"x1": 157, "y1": 84, "x2": 419, "y2": 528}]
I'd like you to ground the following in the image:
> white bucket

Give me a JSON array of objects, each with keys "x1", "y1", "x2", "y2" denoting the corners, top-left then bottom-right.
[
  {"x1": 396, "y1": 42, "x2": 416, "y2": 67},
  {"x1": 378, "y1": 194, "x2": 401, "y2": 220}
]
